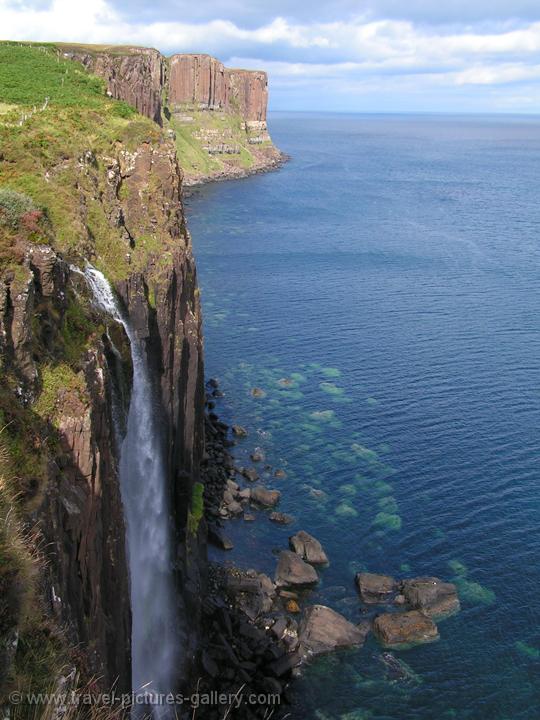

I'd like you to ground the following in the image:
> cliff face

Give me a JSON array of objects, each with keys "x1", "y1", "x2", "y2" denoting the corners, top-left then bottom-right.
[
  {"x1": 63, "y1": 46, "x2": 164, "y2": 125},
  {"x1": 0, "y1": 43, "x2": 205, "y2": 698},
  {"x1": 61, "y1": 44, "x2": 283, "y2": 184},
  {"x1": 168, "y1": 53, "x2": 268, "y2": 122}
]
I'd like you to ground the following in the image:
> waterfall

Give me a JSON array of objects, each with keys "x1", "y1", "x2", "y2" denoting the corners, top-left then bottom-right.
[{"x1": 83, "y1": 267, "x2": 179, "y2": 716}]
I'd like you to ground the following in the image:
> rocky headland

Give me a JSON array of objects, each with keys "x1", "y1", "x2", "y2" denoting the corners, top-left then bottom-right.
[{"x1": 60, "y1": 44, "x2": 285, "y2": 186}]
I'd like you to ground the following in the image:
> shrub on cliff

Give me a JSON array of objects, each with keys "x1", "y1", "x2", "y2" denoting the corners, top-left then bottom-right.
[{"x1": 0, "y1": 189, "x2": 39, "y2": 228}]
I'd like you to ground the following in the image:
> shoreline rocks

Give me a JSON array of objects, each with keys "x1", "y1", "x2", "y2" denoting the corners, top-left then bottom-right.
[
  {"x1": 356, "y1": 572, "x2": 396, "y2": 604},
  {"x1": 298, "y1": 605, "x2": 369, "y2": 658},
  {"x1": 289, "y1": 530, "x2": 329, "y2": 566},
  {"x1": 275, "y1": 550, "x2": 319, "y2": 588},
  {"x1": 373, "y1": 610, "x2": 440, "y2": 648}
]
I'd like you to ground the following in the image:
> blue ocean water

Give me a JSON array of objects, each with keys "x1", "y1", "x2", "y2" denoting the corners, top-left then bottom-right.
[{"x1": 185, "y1": 113, "x2": 540, "y2": 720}]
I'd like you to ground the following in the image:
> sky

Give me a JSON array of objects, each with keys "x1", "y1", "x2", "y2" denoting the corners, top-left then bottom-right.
[{"x1": 2, "y1": 0, "x2": 540, "y2": 112}]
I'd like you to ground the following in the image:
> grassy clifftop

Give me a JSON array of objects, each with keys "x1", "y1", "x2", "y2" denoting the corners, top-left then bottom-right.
[{"x1": 0, "y1": 42, "x2": 166, "y2": 281}]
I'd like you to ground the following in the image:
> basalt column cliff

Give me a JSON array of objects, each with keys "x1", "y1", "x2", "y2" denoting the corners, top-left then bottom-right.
[{"x1": 63, "y1": 45, "x2": 284, "y2": 184}]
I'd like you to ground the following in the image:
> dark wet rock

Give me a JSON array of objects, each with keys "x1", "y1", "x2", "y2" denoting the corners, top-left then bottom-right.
[
  {"x1": 289, "y1": 530, "x2": 328, "y2": 566},
  {"x1": 251, "y1": 387, "x2": 267, "y2": 398},
  {"x1": 232, "y1": 424, "x2": 248, "y2": 437},
  {"x1": 228, "y1": 571, "x2": 276, "y2": 621},
  {"x1": 269, "y1": 512, "x2": 294, "y2": 525},
  {"x1": 212, "y1": 389, "x2": 224, "y2": 398},
  {"x1": 274, "y1": 468, "x2": 287, "y2": 479},
  {"x1": 375, "y1": 651, "x2": 422, "y2": 684},
  {"x1": 268, "y1": 651, "x2": 302, "y2": 677},
  {"x1": 251, "y1": 486, "x2": 281, "y2": 508},
  {"x1": 250, "y1": 449, "x2": 265, "y2": 462},
  {"x1": 356, "y1": 572, "x2": 397, "y2": 603},
  {"x1": 275, "y1": 551, "x2": 319, "y2": 588},
  {"x1": 401, "y1": 577, "x2": 460, "y2": 618},
  {"x1": 373, "y1": 610, "x2": 439, "y2": 648},
  {"x1": 297, "y1": 605, "x2": 368, "y2": 658},
  {"x1": 240, "y1": 467, "x2": 259, "y2": 482},
  {"x1": 208, "y1": 525, "x2": 234, "y2": 551},
  {"x1": 207, "y1": 378, "x2": 219, "y2": 388}
]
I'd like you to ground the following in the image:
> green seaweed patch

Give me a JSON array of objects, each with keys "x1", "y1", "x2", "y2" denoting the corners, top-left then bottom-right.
[
  {"x1": 335, "y1": 501, "x2": 358, "y2": 518},
  {"x1": 454, "y1": 578, "x2": 495, "y2": 606},
  {"x1": 373, "y1": 512, "x2": 402, "y2": 531},
  {"x1": 320, "y1": 367, "x2": 342, "y2": 379},
  {"x1": 377, "y1": 496, "x2": 399, "y2": 513},
  {"x1": 377, "y1": 442, "x2": 391, "y2": 454},
  {"x1": 515, "y1": 641, "x2": 540, "y2": 660},
  {"x1": 290, "y1": 372, "x2": 307, "y2": 383},
  {"x1": 447, "y1": 560, "x2": 467, "y2": 577},
  {"x1": 400, "y1": 563, "x2": 412, "y2": 573},
  {"x1": 310, "y1": 410, "x2": 336, "y2": 422},
  {"x1": 372, "y1": 480, "x2": 394, "y2": 497},
  {"x1": 320, "y1": 381, "x2": 345, "y2": 397},
  {"x1": 366, "y1": 397, "x2": 379, "y2": 406},
  {"x1": 332, "y1": 449, "x2": 358, "y2": 465},
  {"x1": 338, "y1": 483, "x2": 358, "y2": 497},
  {"x1": 351, "y1": 443, "x2": 378, "y2": 462}
]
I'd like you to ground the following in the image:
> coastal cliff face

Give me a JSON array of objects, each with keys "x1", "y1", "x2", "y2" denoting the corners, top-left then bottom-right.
[
  {"x1": 60, "y1": 44, "x2": 282, "y2": 184},
  {"x1": 63, "y1": 45, "x2": 164, "y2": 125},
  {"x1": 168, "y1": 53, "x2": 268, "y2": 122},
  {"x1": 0, "y1": 43, "x2": 205, "y2": 698}
]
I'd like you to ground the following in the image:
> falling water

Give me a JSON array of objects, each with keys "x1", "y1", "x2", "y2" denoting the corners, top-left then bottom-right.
[{"x1": 83, "y1": 266, "x2": 179, "y2": 715}]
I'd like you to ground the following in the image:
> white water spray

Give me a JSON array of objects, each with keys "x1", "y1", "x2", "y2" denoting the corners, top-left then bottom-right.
[{"x1": 83, "y1": 267, "x2": 179, "y2": 715}]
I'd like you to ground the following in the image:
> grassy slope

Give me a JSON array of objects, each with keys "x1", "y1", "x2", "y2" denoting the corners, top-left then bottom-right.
[{"x1": 0, "y1": 42, "x2": 162, "y2": 281}]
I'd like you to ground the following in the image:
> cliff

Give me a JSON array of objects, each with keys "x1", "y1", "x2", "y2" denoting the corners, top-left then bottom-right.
[
  {"x1": 59, "y1": 44, "x2": 283, "y2": 185},
  {"x1": 0, "y1": 42, "x2": 205, "y2": 698}
]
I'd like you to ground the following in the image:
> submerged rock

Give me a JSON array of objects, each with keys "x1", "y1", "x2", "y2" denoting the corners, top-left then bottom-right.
[
  {"x1": 289, "y1": 530, "x2": 329, "y2": 565},
  {"x1": 274, "y1": 468, "x2": 287, "y2": 479},
  {"x1": 240, "y1": 467, "x2": 259, "y2": 482},
  {"x1": 232, "y1": 425, "x2": 248, "y2": 437},
  {"x1": 298, "y1": 605, "x2": 368, "y2": 657},
  {"x1": 269, "y1": 512, "x2": 295, "y2": 525},
  {"x1": 373, "y1": 610, "x2": 439, "y2": 648},
  {"x1": 275, "y1": 550, "x2": 319, "y2": 588},
  {"x1": 401, "y1": 577, "x2": 460, "y2": 618},
  {"x1": 251, "y1": 387, "x2": 267, "y2": 398},
  {"x1": 250, "y1": 448, "x2": 265, "y2": 462},
  {"x1": 355, "y1": 572, "x2": 396, "y2": 604},
  {"x1": 251, "y1": 486, "x2": 281, "y2": 508}
]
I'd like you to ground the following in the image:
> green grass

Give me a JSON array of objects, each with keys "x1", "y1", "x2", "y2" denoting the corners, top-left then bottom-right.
[
  {"x1": 187, "y1": 482, "x2": 205, "y2": 535},
  {"x1": 0, "y1": 43, "x2": 106, "y2": 108}
]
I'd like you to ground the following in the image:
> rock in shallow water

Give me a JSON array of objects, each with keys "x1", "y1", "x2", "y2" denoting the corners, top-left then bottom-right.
[
  {"x1": 251, "y1": 486, "x2": 281, "y2": 507},
  {"x1": 373, "y1": 610, "x2": 439, "y2": 648},
  {"x1": 232, "y1": 424, "x2": 248, "y2": 437},
  {"x1": 275, "y1": 550, "x2": 319, "y2": 588},
  {"x1": 356, "y1": 572, "x2": 396, "y2": 604},
  {"x1": 401, "y1": 577, "x2": 460, "y2": 618},
  {"x1": 298, "y1": 605, "x2": 368, "y2": 657},
  {"x1": 290, "y1": 530, "x2": 329, "y2": 565},
  {"x1": 269, "y1": 511, "x2": 295, "y2": 525}
]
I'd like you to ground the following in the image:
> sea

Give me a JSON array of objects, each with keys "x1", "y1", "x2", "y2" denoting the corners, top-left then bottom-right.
[{"x1": 185, "y1": 113, "x2": 540, "y2": 720}]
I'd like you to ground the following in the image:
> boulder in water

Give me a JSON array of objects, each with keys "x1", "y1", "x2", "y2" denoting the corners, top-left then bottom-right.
[
  {"x1": 401, "y1": 577, "x2": 460, "y2": 618},
  {"x1": 355, "y1": 572, "x2": 396, "y2": 603},
  {"x1": 373, "y1": 610, "x2": 439, "y2": 648},
  {"x1": 298, "y1": 605, "x2": 368, "y2": 657},
  {"x1": 232, "y1": 425, "x2": 248, "y2": 437},
  {"x1": 251, "y1": 486, "x2": 281, "y2": 507},
  {"x1": 275, "y1": 550, "x2": 319, "y2": 588},
  {"x1": 289, "y1": 530, "x2": 329, "y2": 565}
]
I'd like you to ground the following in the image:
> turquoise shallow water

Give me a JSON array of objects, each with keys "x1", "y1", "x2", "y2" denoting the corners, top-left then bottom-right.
[{"x1": 186, "y1": 113, "x2": 540, "y2": 719}]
